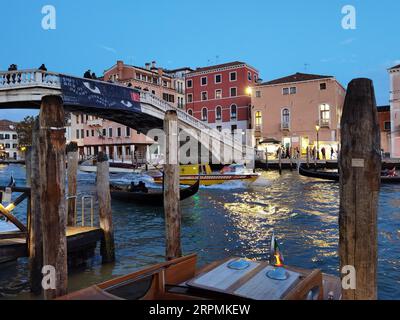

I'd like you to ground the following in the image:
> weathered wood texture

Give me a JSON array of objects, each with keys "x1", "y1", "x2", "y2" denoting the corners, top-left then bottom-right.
[
  {"x1": 66, "y1": 142, "x2": 78, "y2": 226},
  {"x1": 25, "y1": 147, "x2": 32, "y2": 187},
  {"x1": 96, "y1": 152, "x2": 115, "y2": 263},
  {"x1": 339, "y1": 78, "x2": 381, "y2": 300},
  {"x1": 39, "y1": 96, "x2": 68, "y2": 299},
  {"x1": 28, "y1": 119, "x2": 43, "y2": 294},
  {"x1": 163, "y1": 110, "x2": 182, "y2": 260}
]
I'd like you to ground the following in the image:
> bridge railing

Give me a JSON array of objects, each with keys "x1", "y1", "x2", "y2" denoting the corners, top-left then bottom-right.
[{"x1": 0, "y1": 69, "x2": 61, "y2": 90}]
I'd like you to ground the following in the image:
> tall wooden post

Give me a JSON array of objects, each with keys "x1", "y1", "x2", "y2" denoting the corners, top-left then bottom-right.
[
  {"x1": 38, "y1": 96, "x2": 67, "y2": 299},
  {"x1": 306, "y1": 146, "x2": 310, "y2": 168},
  {"x1": 25, "y1": 147, "x2": 32, "y2": 187},
  {"x1": 28, "y1": 119, "x2": 43, "y2": 294},
  {"x1": 278, "y1": 147, "x2": 282, "y2": 175},
  {"x1": 339, "y1": 78, "x2": 380, "y2": 300},
  {"x1": 164, "y1": 110, "x2": 182, "y2": 260},
  {"x1": 96, "y1": 152, "x2": 115, "y2": 263},
  {"x1": 66, "y1": 142, "x2": 78, "y2": 226}
]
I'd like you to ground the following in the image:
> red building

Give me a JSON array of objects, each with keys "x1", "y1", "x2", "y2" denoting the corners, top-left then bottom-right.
[{"x1": 185, "y1": 61, "x2": 259, "y2": 133}]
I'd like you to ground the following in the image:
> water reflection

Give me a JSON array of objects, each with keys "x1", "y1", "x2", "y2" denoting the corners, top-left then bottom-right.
[{"x1": 0, "y1": 165, "x2": 399, "y2": 299}]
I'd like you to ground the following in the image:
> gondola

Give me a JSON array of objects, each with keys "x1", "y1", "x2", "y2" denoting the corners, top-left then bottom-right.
[
  {"x1": 299, "y1": 164, "x2": 400, "y2": 184},
  {"x1": 110, "y1": 179, "x2": 200, "y2": 206}
]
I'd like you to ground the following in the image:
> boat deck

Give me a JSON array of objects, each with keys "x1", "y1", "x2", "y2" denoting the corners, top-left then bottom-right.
[{"x1": 0, "y1": 226, "x2": 103, "y2": 263}]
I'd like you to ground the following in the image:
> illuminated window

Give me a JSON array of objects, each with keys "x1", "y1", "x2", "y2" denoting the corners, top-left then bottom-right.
[
  {"x1": 320, "y1": 104, "x2": 330, "y2": 126},
  {"x1": 255, "y1": 111, "x2": 262, "y2": 130},
  {"x1": 230, "y1": 104, "x2": 237, "y2": 119}
]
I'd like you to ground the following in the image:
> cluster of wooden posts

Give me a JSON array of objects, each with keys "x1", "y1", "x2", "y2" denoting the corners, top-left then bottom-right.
[
  {"x1": 20, "y1": 77, "x2": 380, "y2": 300},
  {"x1": 24, "y1": 96, "x2": 182, "y2": 300}
]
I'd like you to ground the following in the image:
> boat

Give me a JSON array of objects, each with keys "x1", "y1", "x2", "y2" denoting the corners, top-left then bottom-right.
[
  {"x1": 299, "y1": 164, "x2": 400, "y2": 184},
  {"x1": 78, "y1": 159, "x2": 143, "y2": 174},
  {"x1": 109, "y1": 179, "x2": 200, "y2": 206},
  {"x1": 58, "y1": 253, "x2": 341, "y2": 300},
  {"x1": 153, "y1": 164, "x2": 260, "y2": 186}
]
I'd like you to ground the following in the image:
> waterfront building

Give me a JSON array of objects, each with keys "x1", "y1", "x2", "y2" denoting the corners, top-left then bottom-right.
[
  {"x1": 377, "y1": 105, "x2": 391, "y2": 156},
  {"x1": 0, "y1": 120, "x2": 20, "y2": 160},
  {"x1": 164, "y1": 67, "x2": 193, "y2": 109},
  {"x1": 251, "y1": 72, "x2": 346, "y2": 158},
  {"x1": 70, "y1": 60, "x2": 190, "y2": 162},
  {"x1": 185, "y1": 61, "x2": 259, "y2": 133},
  {"x1": 389, "y1": 64, "x2": 400, "y2": 158}
]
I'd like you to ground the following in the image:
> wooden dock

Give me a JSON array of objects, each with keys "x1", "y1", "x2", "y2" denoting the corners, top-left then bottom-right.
[{"x1": 0, "y1": 226, "x2": 103, "y2": 264}]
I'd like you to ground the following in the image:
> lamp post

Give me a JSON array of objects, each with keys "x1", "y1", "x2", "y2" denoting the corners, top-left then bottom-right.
[{"x1": 315, "y1": 125, "x2": 320, "y2": 160}]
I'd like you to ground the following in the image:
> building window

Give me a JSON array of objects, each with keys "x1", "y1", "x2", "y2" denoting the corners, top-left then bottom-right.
[
  {"x1": 76, "y1": 114, "x2": 80, "y2": 124},
  {"x1": 12, "y1": 134, "x2": 17, "y2": 140},
  {"x1": 290, "y1": 87, "x2": 297, "y2": 94},
  {"x1": 126, "y1": 127, "x2": 131, "y2": 136},
  {"x1": 201, "y1": 91, "x2": 208, "y2": 101},
  {"x1": 282, "y1": 108, "x2": 290, "y2": 129},
  {"x1": 201, "y1": 76, "x2": 207, "y2": 86},
  {"x1": 5, "y1": 143, "x2": 10, "y2": 148},
  {"x1": 76, "y1": 129, "x2": 79, "y2": 139},
  {"x1": 91, "y1": 130, "x2": 95, "y2": 137},
  {"x1": 230, "y1": 104, "x2": 237, "y2": 119},
  {"x1": 201, "y1": 108, "x2": 208, "y2": 121},
  {"x1": 256, "y1": 91, "x2": 261, "y2": 98},
  {"x1": 86, "y1": 130, "x2": 89, "y2": 137},
  {"x1": 320, "y1": 104, "x2": 330, "y2": 126},
  {"x1": 5, "y1": 134, "x2": 10, "y2": 139},
  {"x1": 282, "y1": 88, "x2": 289, "y2": 95},
  {"x1": 230, "y1": 72, "x2": 237, "y2": 81},
  {"x1": 0, "y1": 134, "x2": 3, "y2": 139},
  {"x1": 108, "y1": 128, "x2": 113, "y2": 137},
  {"x1": 81, "y1": 129, "x2": 84, "y2": 139},
  {"x1": 216, "y1": 106, "x2": 222, "y2": 120},
  {"x1": 187, "y1": 79, "x2": 192, "y2": 88},
  {"x1": 215, "y1": 74, "x2": 222, "y2": 83},
  {"x1": 102, "y1": 129, "x2": 106, "y2": 137},
  {"x1": 216, "y1": 126, "x2": 222, "y2": 132},
  {"x1": 254, "y1": 74, "x2": 258, "y2": 82},
  {"x1": 187, "y1": 93, "x2": 193, "y2": 103},
  {"x1": 255, "y1": 111, "x2": 262, "y2": 130},
  {"x1": 384, "y1": 121, "x2": 391, "y2": 131},
  {"x1": 230, "y1": 87, "x2": 237, "y2": 97},
  {"x1": 215, "y1": 89, "x2": 222, "y2": 99},
  {"x1": 187, "y1": 109, "x2": 193, "y2": 116},
  {"x1": 248, "y1": 71, "x2": 252, "y2": 81},
  {"x1": 117, "y1": 127, "x2": 122, "y2": 137},
  {"x1": 13, "y1": 144, "x2": 17, "y2": 148},
  {"x1": 320, "y1": 83, "x2": 327, "y2": 90}
]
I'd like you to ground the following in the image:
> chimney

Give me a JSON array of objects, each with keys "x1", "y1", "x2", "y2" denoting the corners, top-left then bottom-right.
[
  {"x1": 152, "y1": 61, "x2": 156, "y2": 69},
  {"x1": 117, "y1": 60, "x2": 124, "y2": 70},
  {"x1": 145, "y1": 62, "x2": 151, "y2": 70}
]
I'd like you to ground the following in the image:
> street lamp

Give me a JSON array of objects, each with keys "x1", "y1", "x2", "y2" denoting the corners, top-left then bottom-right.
[
  {"x1": 246, "y1": 87, "x2": 252, "y2": 96},
  {"x1": 315, "y1": 125, "x2": 320, "y2": 160}
]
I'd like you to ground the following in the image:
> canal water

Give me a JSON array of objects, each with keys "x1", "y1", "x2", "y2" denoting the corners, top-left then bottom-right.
[{"x1": 0, "y1": 164, "x2": 399, "y2": 299}]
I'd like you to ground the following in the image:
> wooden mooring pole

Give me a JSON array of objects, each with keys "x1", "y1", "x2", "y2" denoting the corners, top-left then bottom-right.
[
  {"x1": 339, "y1": 78, "x2": 380, "y2": 300},
  {"x1": 96, "y1": 152, "x2": 115, "y2": 263},
  {"x1": 164, "y1": 110, "x2": 182, "y2": 260},
  {"x1": 278, "y1": 147, "x2": 282, "y2": 175},
  {"x1": 38, "y1": 96, "x2": 67, "y2": 299},
  {"x1": 66, "y1": 142, "x2": 78, "y2": 226},
  {"x1": 28, "y1": 118, "x2": 43, "y2": 294}
]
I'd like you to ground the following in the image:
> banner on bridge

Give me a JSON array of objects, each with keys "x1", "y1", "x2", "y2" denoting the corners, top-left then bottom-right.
[{"x1": 60, "y1": 75, "x2": 141, "y2": 111}]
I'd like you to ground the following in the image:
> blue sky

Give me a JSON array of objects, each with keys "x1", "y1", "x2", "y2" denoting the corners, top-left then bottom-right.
[{"x1": 0, "y1": 0, "x2": 399, "y2": 121}]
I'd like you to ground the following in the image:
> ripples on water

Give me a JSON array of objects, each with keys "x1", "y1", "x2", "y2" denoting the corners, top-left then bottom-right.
[{"x1": 0, "y1": 164, "x2": 399, "y2": 299}]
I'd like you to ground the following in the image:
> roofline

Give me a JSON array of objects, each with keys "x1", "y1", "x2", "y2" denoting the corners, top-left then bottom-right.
[
  {"x1": 187, "y1": 62, "x2": 259, "y2": 77},
  {"x1": 254, "y1": 76, "x2": 339, "y2": 88},
  {"x1": 103, "y1": 63, "x2": 172, "y2": 79}
]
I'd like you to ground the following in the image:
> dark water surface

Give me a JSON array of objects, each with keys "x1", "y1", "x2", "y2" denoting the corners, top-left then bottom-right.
[{"x1": 0, "y1": 164, "x2": 399, "y2": 299}]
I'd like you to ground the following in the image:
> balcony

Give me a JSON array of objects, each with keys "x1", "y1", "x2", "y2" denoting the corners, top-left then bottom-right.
[
  {"x1": 319, "y1": 119, "x2": 330, "y2": 128},
  {"x1": 281, "y1": 122, "x2": 290, "y2": 131},
  {"x1": 87, "y1": 119, "x2": 103, "y2": 127}
]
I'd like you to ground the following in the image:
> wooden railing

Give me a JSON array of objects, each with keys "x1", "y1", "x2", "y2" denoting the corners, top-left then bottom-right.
[{"x1": 0, "y1": 186, "x2": 30, "y2": 237}]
